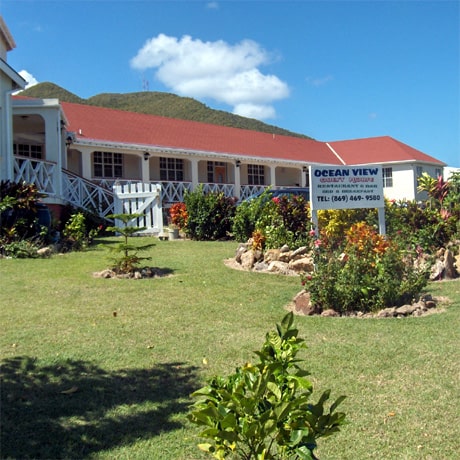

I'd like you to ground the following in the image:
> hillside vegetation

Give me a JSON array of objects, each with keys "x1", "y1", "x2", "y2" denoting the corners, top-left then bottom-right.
[{"x1": 19, "y1": 82, "x2": 312, "y2": 139}]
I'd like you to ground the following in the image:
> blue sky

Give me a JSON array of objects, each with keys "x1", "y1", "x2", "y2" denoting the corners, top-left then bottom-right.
[{"x1": 2, "y1": 0, "x2": 459, "y2": 167}]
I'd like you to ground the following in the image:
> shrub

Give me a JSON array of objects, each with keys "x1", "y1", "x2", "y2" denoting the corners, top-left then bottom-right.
[
  {"x1": 0, "y1": 180, "x2": 47, "y2": 242},
  {"x1": 233, "y1": 191, "x2": 312, "y2": 249},
  {"x1": 301, "y1": 222, "x2": 429, "y2": 313},
  {"x1": 232, "y1": 191, "x2": 271, "y2": 242},
  {"x1": 258, "y1": 195, "x2": 311, "y2": 249},
  {"x1": 188, "y1": 312, "x2": 346, "y2": 459},
  {"x1": 184, "y1": 186, "x2": 236, "y2": 240}
]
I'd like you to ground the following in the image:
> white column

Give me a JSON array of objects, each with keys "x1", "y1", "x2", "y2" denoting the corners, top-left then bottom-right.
[
  {"x1": 269, "y1": 165, "x2": 276, "y2": 186},
  {"x1": 234, "y1": 163, "x2": 241, "y2": 199},
  {"x1": 81, "y1": 147, "x2": 92, "y2": 179},
  {"x1": 141, "y1": 156, "x2": 150, "y2": 182},
  {"x1": 191, "y1": 158, "x2": 199, "y2": 189}
]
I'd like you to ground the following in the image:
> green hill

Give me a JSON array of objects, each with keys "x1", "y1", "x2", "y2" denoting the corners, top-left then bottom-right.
[{"x1": 19, "y1": 82, "x2": 312, "y2": 139}]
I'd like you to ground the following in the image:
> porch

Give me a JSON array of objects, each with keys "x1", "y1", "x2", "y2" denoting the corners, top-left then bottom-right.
[{"x1": 12, "y1": 156, "x2": 273, "y2": 219}]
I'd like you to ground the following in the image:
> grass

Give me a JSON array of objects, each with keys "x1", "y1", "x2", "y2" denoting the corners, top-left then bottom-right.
[{"x1": 1, "y1": 237, "x2": 459, "y2": 459}]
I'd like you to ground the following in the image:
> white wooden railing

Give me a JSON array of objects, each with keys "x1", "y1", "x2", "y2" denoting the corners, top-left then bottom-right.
[
  {"x1": 14, "y1": 157, "x2": 57, "y2": 196},
  {"x1": 12, "y1": 158, "x2": 269, "y2": 218},
  {"x1": 239, "y1": 184, "x2": 268, "y2": 200},
  {"x1": 62, "y1": 170, "x2": 115, "y2": 218}
]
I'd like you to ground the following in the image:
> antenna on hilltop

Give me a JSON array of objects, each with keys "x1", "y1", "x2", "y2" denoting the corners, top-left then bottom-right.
[{"x1": 142, "y1": 76, "x2": 149, "y2": 91}]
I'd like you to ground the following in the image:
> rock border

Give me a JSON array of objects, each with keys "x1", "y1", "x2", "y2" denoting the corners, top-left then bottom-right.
[
  {"x1": 92, "y1": 267, "x2": 173, "y2": 279},
  {"x1": 286, "y1": 290, "x2": 449, "y2": 318}
]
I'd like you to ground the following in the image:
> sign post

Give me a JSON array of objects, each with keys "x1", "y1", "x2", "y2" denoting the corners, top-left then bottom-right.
[{"x1": 309, "y1": 165, "x2": 386, "y2": 234}]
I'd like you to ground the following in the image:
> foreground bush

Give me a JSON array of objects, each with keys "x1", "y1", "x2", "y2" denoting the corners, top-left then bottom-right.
[{"x1": 188, "y1": 312, "x2": 346, "y2": 459}]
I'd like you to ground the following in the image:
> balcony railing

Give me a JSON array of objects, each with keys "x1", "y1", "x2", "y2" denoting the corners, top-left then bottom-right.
[{"x1": 14, "y1": 157, "x2": 57, "y2": 196}]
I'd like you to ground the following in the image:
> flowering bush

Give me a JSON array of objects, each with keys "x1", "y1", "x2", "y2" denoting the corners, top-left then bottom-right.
[
  {"x1": 254, "y1": 194, "x2": 312, "y2": 249},
  {"x1": 169, "y1": 202, "x2": 188, "y2": 230},
  {"x1": 301, "y1": 222, "x2": 429, "y2": 313}
]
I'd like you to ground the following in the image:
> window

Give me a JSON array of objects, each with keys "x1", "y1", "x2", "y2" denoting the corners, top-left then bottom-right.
[
  {"x1": 435, "y1": 168, "x2": 442, "y2": 178},
  {"x1": 247, "y1": 164, "x2": 265, "y2": 185},
  {"x1": 160, "y1": 157, "x2": 184, "y2": 181},
  {"x1": 416, "y1": 166, "x2": 423, "y2": 178},
  {"x1": 207, "y1": 161, "x2": 226, "y2": 183},
  {"x1": 13, "y1": 143, "x2": 43, "y2": 159},
  {"x1": 382, "y1": 167, "x2": 393, "y2": 188},
  {"x1": 93, "y1": 151, "x2": 123, "y2": 178}
]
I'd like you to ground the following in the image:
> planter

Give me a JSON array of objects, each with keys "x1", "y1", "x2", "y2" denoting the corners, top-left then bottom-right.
[{"x1": 168, "y1": 228, "x2": 179, "y2": 240}]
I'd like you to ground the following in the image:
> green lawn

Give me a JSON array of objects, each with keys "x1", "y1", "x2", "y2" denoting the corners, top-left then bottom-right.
[{"x1": 1, "y1": 238, "x2": 459, "y2": 459}]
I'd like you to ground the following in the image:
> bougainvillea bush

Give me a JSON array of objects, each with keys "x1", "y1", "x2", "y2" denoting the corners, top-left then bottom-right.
[{"x1": 301, "y1": 222, "x2": 430, "y2": 313}]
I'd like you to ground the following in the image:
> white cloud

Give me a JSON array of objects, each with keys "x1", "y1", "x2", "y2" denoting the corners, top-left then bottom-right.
[
  {"x1": 19, "y1": 70, "x2": 39, "y2": 89},
  {"x1": 130, "y1": 34, "x2": 289, "y2": 120},
  {"x1": 206, "y1": 2, "x2": 219, "y2": 9}
]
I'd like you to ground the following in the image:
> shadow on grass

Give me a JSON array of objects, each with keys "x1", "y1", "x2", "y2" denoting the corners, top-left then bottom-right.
[{"x1": 1, "y1": 356, "x2": 200, "y2": 459}]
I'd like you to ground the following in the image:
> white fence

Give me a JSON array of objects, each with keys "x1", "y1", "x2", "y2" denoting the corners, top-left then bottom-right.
[{"x1": 113, "y1": 182, "x2": 163, "y2": 234}]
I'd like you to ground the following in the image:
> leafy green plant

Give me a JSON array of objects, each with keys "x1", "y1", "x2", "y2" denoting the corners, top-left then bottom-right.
[
  {"x1": 184, "y1": 186, "x2": 237, "y2": 240},
  {"x1": 232, "y1": 190, "x2": 273, "y2": 242},
  {"x1": 188, "y1": 312, "x2": 346, "y2": 459},
  {"x1": 105, "y1": 213, "x2": 155, "y2": 274}
]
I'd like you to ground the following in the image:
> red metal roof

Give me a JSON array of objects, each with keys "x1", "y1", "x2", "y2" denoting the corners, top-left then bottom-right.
[
  {"x1": 328, "y1": 136, "x2": 445, "y2": 166},
  {"x1": 15, "y1": 96, "x2": 444, "y2": 166},
  {"x1": 60, "y1": 101, "x2": 339, "y2": 164}
]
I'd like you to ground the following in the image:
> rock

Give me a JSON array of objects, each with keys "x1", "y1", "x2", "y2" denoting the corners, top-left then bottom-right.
[
  {"x1": 425, "y1": 300, "x2": 437, "y2": 309},
  {"x1": 267, "y1": 260, "x2": 289, "y2": 273},
  {"x1": 235, "y1": 244, "x2": 248, "y2": 263},
  {"x1": 280, "y1": 244, "x2": 290, "y2": 253},
  {"x1": 377, "y1": 307, "x2": 397, "y2": 318},
  {"x1": 264, "y1": 249, "x2": 281, "y2": 263},
  {"x1": 240, "y1": 250, "x2": 255, "y2": 270},
  {"x1": 93, "y1": 269, "x2": 115, "y2": 278},
  {"x1": 278, "y1": 251, "x2": 292, "y2": 263},
  {"x1": 289, "y1": 256, "x2": 314, "y2": 272},
  {"x1": 455, "y1": 252, "x2": 460, "y2": 277},
  {"x1": 253, "y1": 261, "x2": 270, "y2": 271},
  {"x1": 444, "y1": 249, "x2": 457, "y2": 279},
  {"x1": 291, "y1": 246, "x2": 309, "y2": 259},
  {"x1": 37, "y1": 247, "x2": 52, "y2": 257},
  {"x1": 321, "y1": 309, "x2": 339, "y2": 317},
  {"x1": 396, "y1": 304, "x2": 418, "y2": 315},
  {"x1": 293, "y1": 291, "x2": 322, "y2": 315},
  {"x1": 430, "y1": 259, "x2": 445, "y2": 281}
]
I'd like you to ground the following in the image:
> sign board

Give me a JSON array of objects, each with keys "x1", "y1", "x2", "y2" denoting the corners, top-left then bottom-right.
[{"x1": 310, "y1": 165, "x2": 384, "y2": 210}]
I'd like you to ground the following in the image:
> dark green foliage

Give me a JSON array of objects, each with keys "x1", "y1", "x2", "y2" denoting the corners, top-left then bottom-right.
[
  {"x1": 105, "y1": 213, "x2": 155, "y2": 274},
  {"x1": 188, "y1": 312, "x2": 346, "y2": 459},
  {"x1": 184, "y1": 186, "x2": 237, "y2": 240},
  {"x1": 19, "y1": 83, "x2": 313, "y2": 139},
  {"x1": 232, "y1": 191, "x2": 273, "y2": 242},
  {"x1": 0, "y1": 180, "x2": 48, "y2": 256},
  {"x1": 18, "y1": 81, "x2": 85, "y2": 103}
]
